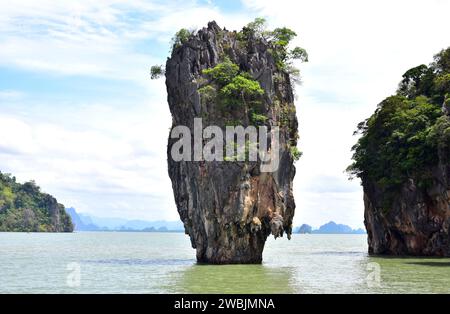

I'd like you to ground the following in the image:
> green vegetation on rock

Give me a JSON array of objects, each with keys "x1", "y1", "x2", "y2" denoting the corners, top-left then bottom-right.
[
  {"x1": 198, "y1": 85, "x2": 217, "y2": 104},
  {"x1": 203, "y1": 57, "x2": 239, "y2": 85},
  {"x1": 250, "y1": 113, "x2": 268, "y2": 126},
  {"x1": 150, "y1": 65, "x2": 165, "y2": 79},
  {"x1": 171, "y1": 28, "x2": 192, "y2": 51},
  {"x1": 202, "y1": 57, "x2": 264, "y2": 110},
  {"x1": 153, "y1": 19, "x2": 305, "y2": 166},
  {"x1": 151, "y1": 18, "x2": 308, "y2": 85},
  {"x1": 219, "y1": 74, "x2": 264, "y2": 107},
  {"x1": 289, "y1": 145, "x2": 303, "y2": 162},
  {"x1": 0, "y1": 172, "x2": 73, "y2": 232},
  {"x1": 238, "y1": 18, "x2": 308, "y2": 77},
  {"x1": 347, "y1": 48, "x2": 450, "y2": 198}
]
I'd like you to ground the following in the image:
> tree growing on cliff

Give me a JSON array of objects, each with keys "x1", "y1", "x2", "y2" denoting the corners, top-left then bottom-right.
[
  {"x1": 202, "y1": 57, "x2": 239, "y2": 85},
  {"x1": 201, "y1": 57, "x2": 264, "y2": 110},
  {"x1": 171, "y1": 28, "x2": 192, "y2": 51},
  {"x1": 150, "y1": 65, "x2": 165, "y2": 79},
  {"x1": 219, "y1": 73, "x2": 264, "y2": 107},
  {"x1": 238, "y1": 18, "x2": 308, "y2": 76}
]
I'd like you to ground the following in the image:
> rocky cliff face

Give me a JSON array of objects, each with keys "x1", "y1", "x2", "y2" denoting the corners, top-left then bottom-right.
[
  {"x1": 364, "y1": 103, "x2": 450, "y2": 256},
  {"x1": 364, "y1": 155, "x2": 450, "y2": 256},
  {"x1": 165, "y1": 21, "x2": 299, "y2": 263},
  {"x1": 350, "y1": 48, "x2": 450, "y2": 256}
]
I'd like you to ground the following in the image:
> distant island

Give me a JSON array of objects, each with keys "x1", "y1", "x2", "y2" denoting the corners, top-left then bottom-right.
[
  {"x1": 295, "y1": 221, "x2": 366, "y2": 234},
  {"x1": 66, "y1": 208, "x2": 184, "y2": 232},
  {"x1": 1, "y1": 170, "x2": 366, "y2": 236},
  {"x1": 67, "y1": 209, "x2": 365, "y2": 235},
  {"x1": 0, "y1": 172, "x2": 73, "y2": 232}
]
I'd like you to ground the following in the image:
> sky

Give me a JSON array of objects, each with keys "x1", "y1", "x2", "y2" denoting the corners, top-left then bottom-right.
[{"x1": 0, "y1": 0, "x2": 449, "y2": 229}]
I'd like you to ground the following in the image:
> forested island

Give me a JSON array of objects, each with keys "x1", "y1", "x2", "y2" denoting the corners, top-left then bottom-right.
[
  {"x1": 0, "y1": 172, "x2": 73, "y2": 232},
  {"x1": 348, "y1": 48, "x2": 450, "y2": 256}
]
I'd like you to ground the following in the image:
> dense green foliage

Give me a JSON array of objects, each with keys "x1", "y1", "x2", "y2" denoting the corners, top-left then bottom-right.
[
  {"x1": 348, "y1": 48, "x2": 450, "y2": 197},
  {"x1": 220, "y1": 74, "x2": 264, "y2": 105},
  {"x1": 0, "y1": 172, "x2": 73, "y2": 232},
  {"x1": 203, "y1": 58, "x2": 239, "y2": 85},
  {"x1": 202, "y1": 57, "x2": 264, "y2": 109},
  {"x1": 250, "y1": 112, "x2": 268, "y2": 126}
]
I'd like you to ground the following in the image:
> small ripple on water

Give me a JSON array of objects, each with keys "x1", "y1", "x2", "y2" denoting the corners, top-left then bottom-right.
[{"x1": 84, "y1": 258, "x2": 195, "y2": 266}]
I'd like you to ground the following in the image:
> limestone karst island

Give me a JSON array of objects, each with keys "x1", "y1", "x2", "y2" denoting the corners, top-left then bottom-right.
[
  {"x1": 348, "y1": 48, "x2": 450, "y2": 256},
  {"x1": 159, "y1": 20, "x2": 306, "y2": 264}
]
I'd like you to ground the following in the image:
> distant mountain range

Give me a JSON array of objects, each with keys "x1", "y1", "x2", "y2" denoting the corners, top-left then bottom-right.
[
  {"x1": 66, "y1": 208, "x2": 365, "y2": 235},
  {"x1": 295, "y1": 221, "x2": 366, "y2": 234},
  {"x1": 66, "y1": 208, "x2": 184, "y2": 232}
]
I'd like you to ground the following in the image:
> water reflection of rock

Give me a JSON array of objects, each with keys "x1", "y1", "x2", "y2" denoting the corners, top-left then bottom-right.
[{"x1": 166, "y1": 264, "x2": 295, "y2": 294}]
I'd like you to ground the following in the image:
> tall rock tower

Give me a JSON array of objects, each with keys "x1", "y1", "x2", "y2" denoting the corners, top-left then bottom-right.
[{"x1": 165, "y1": 21, "x2": 302, "y2": 263}]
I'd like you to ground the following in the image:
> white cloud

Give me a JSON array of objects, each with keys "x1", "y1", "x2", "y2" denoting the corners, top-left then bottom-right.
[
  {"x1": 0, "y1": 80, "x2": 176, "y2": 220},
  {"x1": 1, "y1": 0, "x2": 139, "y2": 79},
  {"x1": 0, "y1": 115, "x2": 37, "y2": 154},
  {"x1": 0, "y1": 0, "x2": 251, "y2": 82},
  {"x1": 0, "y1": 90, "x2": 24, "y2": 100}
]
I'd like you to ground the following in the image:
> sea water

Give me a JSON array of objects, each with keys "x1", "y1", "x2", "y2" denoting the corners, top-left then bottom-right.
[{"x1": 0, "y1": 232, "x2": 449, "y2": 293}]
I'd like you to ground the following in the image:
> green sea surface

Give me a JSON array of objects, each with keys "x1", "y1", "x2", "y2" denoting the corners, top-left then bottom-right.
[{"x1": 0, "y1": 232, "x2": 449, "y2": 293}]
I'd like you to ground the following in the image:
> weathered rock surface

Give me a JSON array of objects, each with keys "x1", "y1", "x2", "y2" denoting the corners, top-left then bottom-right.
[
  {"x1": 364, "y1": 103, "x2": 450, "y2": 256},
  {"x1": 165, "y1": 22, "x2": 298, "y2": 263}
]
